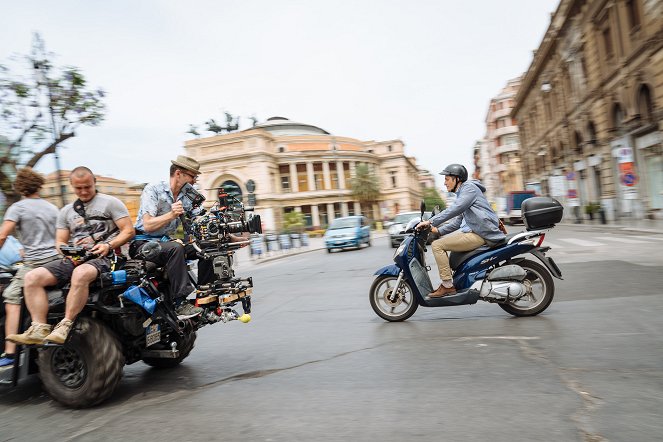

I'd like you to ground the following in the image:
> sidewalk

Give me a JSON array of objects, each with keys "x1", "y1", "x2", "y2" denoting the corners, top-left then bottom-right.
[
  {"x1": 234, "y1": 232, "x2": 390, "y2": 268},
  {"x1": 558, "y1": 217, "x2": 663, "y2": 234}
]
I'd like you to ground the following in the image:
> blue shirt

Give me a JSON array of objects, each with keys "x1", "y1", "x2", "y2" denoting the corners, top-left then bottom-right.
[
  {"x1": 0, "y1": 236, "x2": 23, "y2": 267},
  {"x1": 135, "y1": 182, "x2": 188, "y2": 239}
]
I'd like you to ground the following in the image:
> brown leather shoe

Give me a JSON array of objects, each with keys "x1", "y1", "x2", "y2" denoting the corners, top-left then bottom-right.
[{"x1": 429, "y1": 284, "x2": 456, "y2": 298}]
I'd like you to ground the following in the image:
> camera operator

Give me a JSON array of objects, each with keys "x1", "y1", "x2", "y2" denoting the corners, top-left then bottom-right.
[
  {"x1": 7, "y1": 167, "x2": 134, "y2": 345},
  {"x1": 131, "y1": 156, "x2": 209, "y2": 318}
]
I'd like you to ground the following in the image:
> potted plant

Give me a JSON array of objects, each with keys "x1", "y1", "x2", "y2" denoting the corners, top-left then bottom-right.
[{"x1": 584, "y1": 202, "x2": 601, "y2": 221}]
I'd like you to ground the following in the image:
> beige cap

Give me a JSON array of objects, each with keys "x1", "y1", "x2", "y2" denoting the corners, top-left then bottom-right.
[{"x1": 171, "y1": 155, "x2": 201, "y2": 175}]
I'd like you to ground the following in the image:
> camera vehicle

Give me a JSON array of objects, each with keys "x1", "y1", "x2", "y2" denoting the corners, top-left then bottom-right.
[
  {"x1": 0, "y1": 184, "x2": 262, "y2": 408},
  {"x1": 370, "y1": 198, "x2": 563, "y2": 322},
  {"x1": 323, "y1": 216, "x2": 371, "y2": 253}
]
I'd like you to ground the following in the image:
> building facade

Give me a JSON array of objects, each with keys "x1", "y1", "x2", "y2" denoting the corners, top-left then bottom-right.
[
  {"x1": 184, "y1": 117, "x2": 425, "y2": 231},
  {"x1": 513, "y1": 0, "x2": 663, "y2": 221},
  {"x1": 484, "y1": 77, "x2": 525, "y2": 203}
]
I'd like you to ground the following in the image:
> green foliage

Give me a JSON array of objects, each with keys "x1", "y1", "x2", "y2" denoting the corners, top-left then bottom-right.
[
  {"x1": 283, "y1": 211, "x2": 305, "y2": 233},
  {"x1": 584, "y1": 202, "x2": 601, "y2": 214},
  {"x1": 422, "y1": 187, "x2": 446, "y2": 212},
  {"x1": 349, "y1": 163, "x2": 380, "y2": 206},
  {"x1": 0, "y1": 33, "x2": 106, "y2": 209}
]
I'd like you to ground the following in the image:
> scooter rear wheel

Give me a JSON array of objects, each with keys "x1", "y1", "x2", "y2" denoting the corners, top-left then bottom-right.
[
  {"x1": 499, "y1": 259, "x2": 554, "y2": 317},
  {"x1": 369, "y1": 275, "x2": 418, "y2": 322}
]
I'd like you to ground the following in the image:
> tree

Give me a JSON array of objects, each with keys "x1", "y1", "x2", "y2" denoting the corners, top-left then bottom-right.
[
  {"x1": 283, "y1": 210, "x2": 305, "y2": 233},
  {"x1": 422, "y1": 187, "x2": 446, "y2": 212},
  {"x1": 0, "y1": 33, "x2": 106, "y2": 211},
  {"x1": 349, "y1": 163, "x2": 380, "y2": 219}
]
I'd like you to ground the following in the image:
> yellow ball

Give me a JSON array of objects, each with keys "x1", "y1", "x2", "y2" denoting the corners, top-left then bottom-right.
[{"x1": 238, "y1": 314, "x2": 251, "y2": 323}]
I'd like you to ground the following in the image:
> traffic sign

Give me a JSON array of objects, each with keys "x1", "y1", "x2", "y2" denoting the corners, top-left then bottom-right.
[{"x1": 621, "y1": 172, "x2": 637, "y2": 187}]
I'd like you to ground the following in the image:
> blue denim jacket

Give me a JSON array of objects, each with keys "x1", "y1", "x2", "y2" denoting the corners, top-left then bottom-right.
[{"x1": 429, "y1": 180, "x2": 505, "y2": 245}]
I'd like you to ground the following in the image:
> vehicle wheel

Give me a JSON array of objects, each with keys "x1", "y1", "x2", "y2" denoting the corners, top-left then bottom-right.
[
  {"x1": 367, "y1": 238, "x2": 372, "y2": 247},
  {"x1": 142, "y1": 321, "x2": 196, "y2": 369},
  {"x1": 39, "y1": 317, "x2": 124, "y2": 408},
  {"x1": 327, "y1": 248, "x2": 332, "y2": 253},
  {"x1": 369, "y1": 275, "x2": 418, "y2": 322},
  {"x1": 499, "y1": 259, "x2": 554, "y2": 317}
]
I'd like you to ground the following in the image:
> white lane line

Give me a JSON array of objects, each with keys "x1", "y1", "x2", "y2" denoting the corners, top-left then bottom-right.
[
  {"x1": 632, "y1": 235, "x2": 663, "y2": 242},
  {"x1": 557, "y1": 238, "x2": 604, "y2": 247},
  {"x1": 595, "y1": 236, "x2": 649, "y2": 244}
]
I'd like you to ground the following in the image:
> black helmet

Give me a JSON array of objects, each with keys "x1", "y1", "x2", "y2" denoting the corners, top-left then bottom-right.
[{"x1": 440, "y1": 164, "x2": 468, "y2": 182}]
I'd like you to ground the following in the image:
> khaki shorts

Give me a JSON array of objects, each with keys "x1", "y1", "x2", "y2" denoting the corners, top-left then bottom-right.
[{"x1": 2, "y1": 255, "x2": 61, "y2": 305}]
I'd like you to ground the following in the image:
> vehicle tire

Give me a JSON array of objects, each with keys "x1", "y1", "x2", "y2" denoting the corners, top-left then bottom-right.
[
  {"x1": 367, "y1": 238, "x2": 372, "y2": 247},
  {"x1": 499, "y1": 259, "x2": 554, "y2": 317},
  {"x1": 39, "y1": 317, "x2": 124, "y2": 408},
  {"x1": 142, "y1": 321, "x2": 196, "y2": 369},
  {"x1": 369, "y1": 275, "x2": 418, "y2": 322},
  {"x1": 327, "y1": 248, "x2": 332, "y2": 253}
]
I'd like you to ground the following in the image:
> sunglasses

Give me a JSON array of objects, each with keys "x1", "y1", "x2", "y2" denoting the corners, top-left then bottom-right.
[{"x1": 181, "y1": 170, "x2": 198, "y2": 181}]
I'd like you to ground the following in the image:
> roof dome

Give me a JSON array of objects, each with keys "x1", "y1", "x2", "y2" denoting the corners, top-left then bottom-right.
[{"x1": 251, "y1": 117, "x2": 330, "y2": 136}]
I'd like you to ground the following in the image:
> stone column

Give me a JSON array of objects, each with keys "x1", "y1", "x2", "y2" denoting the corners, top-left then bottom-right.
[
  {"x1": 306, "y1": 161, "x2": 315, "y2": 191},
  {"x1": 289, "y1": 163, "x2": 299, "y2": 193},
  {"x1": 326, "y1": 203, "x2": 335, "y2": 222},
  {"x1": 341, "y1": 202, "x2": 349, "y2": 217},
  {"x1": 322, "y1": 162, "x2": 331, "y2": 190},
  {"x1": 311, "y1": 204, "x2": 320, "y2": 228},
  {"x1": 354, "y1": 201, "x2": 361, "y2": 215},
  {"x1": 337, "y1": 161, "x2": 346, "y2": 189}
]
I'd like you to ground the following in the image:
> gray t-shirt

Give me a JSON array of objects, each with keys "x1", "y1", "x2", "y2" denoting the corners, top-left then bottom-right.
[
  {"x1": 4, "y1": 198, "x2": 59, "y2": 261},
  {"x1": 57, "y1": 193, "x2": 130, "y2": 247}
]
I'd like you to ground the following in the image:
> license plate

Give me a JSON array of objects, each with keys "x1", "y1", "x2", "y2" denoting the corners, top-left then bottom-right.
[{"x1": 145, "y1": 323, "x2": 161, "y2": 347}]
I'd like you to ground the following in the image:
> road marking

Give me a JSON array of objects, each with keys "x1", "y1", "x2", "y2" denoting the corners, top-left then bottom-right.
[
  {"x1": 632, "y1": 235, "x2": 663, "y2": 242},
  {"x1": 455, "y1": 336, "x2": 540, "y2": 341},
  {"x1": 557, "y1": 238, "x2": 604, "y2": 247},
  {"x1": 594, "y1": 236, "x2": 649, "y2": 244}
]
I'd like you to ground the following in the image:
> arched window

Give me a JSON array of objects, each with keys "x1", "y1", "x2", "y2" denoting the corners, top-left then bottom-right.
[
  {"x1": 612, "y1": 103, "x2": 624, "y2": 133},
  {"x1": 218, "y1": 180, "x2": 243, "y2": 204},
  {"x1": 573, "y1": 131, "x2": 584, "y2": 155},
  {"x1": 637, "y1": 85, "x2": 654, "y2": 122},
  {"x1": 587, "y1": 121, "x2": 597, "y2": 151}
]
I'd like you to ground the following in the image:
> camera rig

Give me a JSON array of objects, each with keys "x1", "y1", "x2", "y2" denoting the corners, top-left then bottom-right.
[{"x1": 177, "y1": 183, "x2": 262, "y2": 324}]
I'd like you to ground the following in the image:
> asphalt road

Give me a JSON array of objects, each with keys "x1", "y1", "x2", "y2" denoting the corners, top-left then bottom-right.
[{"x1": 1, "y1": 225, "x2": 662, "y2": 441}]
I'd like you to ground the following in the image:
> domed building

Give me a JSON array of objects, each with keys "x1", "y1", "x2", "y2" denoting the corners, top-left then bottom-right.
[{"x1": 184, "y1": 117, "x2": 425, "y2": 231}]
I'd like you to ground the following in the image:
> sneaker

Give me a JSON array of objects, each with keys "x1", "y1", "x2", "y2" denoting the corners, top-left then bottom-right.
[
  {"x1": 6, "y1": 322, "x2": 52, "y2": 345},
  {"x1": 44, "y1": 319, "x2": 74, "y2": 344},
  {"x1": 0, "y1": 353, "x2": 15, "y2": 368},
  {"x1": 176, "y1": 302, "x2": 203, "y2": 319}
]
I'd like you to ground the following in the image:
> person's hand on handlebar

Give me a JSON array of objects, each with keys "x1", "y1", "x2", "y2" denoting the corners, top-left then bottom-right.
[{"x1": 416, "y1": 220, "x2": 431, "y2": 231}]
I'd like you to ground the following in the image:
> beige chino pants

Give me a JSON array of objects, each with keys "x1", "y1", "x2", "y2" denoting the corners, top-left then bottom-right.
[{"x1": 431, "y1": 232, "x2": 486, "y2": 282}]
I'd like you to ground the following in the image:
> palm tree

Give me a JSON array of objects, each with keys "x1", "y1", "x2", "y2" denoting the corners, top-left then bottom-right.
[{"x1": 349, "y1": 163, "x2": 380, "y2": 220}]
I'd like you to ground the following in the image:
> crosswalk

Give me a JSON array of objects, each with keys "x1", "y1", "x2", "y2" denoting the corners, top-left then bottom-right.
[{"x1": 543, "y1": 235, "x2": 663, "y2": 250}]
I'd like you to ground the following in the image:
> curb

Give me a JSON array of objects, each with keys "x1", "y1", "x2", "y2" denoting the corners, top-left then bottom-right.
[
  {"x1": 557, "y1": 222, "x2": 663, "y2": 235},
  {"x1": 249, "y1": 233, "x2": 390, "y2": 265}
]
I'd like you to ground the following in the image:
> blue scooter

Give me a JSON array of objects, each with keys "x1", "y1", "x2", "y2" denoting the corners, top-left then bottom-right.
[{"x1": 370, "y1": 198, "x2": 564, "y2": 322}]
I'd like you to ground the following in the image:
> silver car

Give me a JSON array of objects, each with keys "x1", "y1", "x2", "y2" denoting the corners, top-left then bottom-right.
[{"x1": 387, "y1": 211, "x2": 439, "y2": 247}]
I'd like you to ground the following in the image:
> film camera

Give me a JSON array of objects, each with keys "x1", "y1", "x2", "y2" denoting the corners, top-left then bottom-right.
[{"x1": 179, "y1": 183, "x2": 262, "y2": 246}]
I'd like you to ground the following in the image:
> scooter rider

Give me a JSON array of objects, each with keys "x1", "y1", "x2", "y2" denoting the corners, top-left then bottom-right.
[{"x1": 416, "y1": 164, "x2": 505, "y2": 298}]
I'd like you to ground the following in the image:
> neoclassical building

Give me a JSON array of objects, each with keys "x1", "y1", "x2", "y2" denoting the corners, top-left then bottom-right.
[
  {"x1": 184, "y1": 117, "x2": 425, "y2": 231},
  {"x1": 513, "y1": 0, "x2": 663, "y2": 220}
]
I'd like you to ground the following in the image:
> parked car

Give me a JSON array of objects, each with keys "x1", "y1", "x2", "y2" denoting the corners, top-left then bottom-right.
[
  {"x1": 388, "y1": 211, "x2": 439, "y2": 247},
  {"x1": 324, "y1": 216, "x2": 371, "y2": 253}
]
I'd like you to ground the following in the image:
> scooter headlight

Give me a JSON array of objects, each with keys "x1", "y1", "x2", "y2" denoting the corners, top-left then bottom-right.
[{"x1": 393, "y1": 241, "x2": 407, "y2": 260}]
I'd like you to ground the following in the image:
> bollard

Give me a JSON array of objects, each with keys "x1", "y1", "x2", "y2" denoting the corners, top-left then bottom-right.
[{"x1": 599, "y1": 208, "x2": 607, "y2": 224}]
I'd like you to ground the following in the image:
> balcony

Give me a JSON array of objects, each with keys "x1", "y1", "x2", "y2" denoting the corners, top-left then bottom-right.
[
  {"x1": 497, "y1": 144, "x2": 520, "y2": 155},
  {"x1": 494, "y1": 125, "x2": 519, "y2": 138}
]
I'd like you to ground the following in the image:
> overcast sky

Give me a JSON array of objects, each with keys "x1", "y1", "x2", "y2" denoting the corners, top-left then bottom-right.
[{"x1": 2, "y1": 0, "x2": 559, "y2": 187}]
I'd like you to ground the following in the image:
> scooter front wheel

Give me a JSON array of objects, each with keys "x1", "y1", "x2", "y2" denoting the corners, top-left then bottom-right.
[{"x1": 369, "y1": 275, "x2": 418, "y2": 322}]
